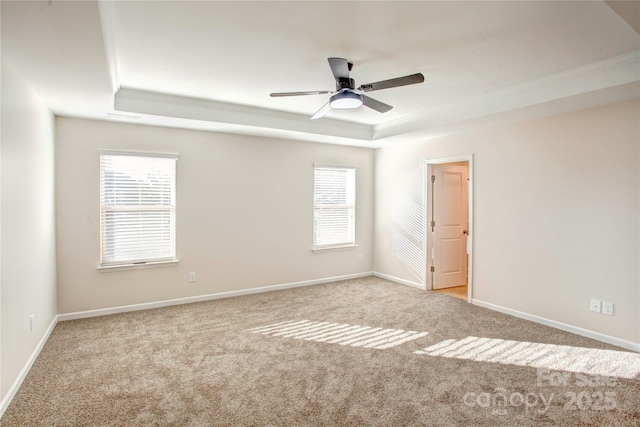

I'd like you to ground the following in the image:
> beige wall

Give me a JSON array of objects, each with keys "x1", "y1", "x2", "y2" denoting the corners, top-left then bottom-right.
[
  {"x1": 374, "y1": 99, "x2": 640, "y2": 344},
  {"x1": 55, "y1": 118, "x2": 374, "y2": 313},
  {"x1": 1, "y1": 59, "x2": 57, "y2": 399}
]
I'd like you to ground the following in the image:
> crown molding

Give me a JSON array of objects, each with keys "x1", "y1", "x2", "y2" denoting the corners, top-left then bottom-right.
[
  {"x1": 115, "y1": 88, "x2": 373, "y2": 141},
  {"x1": 374, "y1": 50, "x2": 640, "y2": 140},
  {"x1": 113, "y1": 51, "x2": 639, "y2": 147}
]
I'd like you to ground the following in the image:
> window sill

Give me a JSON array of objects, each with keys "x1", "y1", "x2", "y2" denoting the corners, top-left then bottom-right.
[
  {"x1": 97, "y1": 259, "x2": 179, "y2": 272},
  {"x1": 312, "y1": 244, "x2": 358, "y2": 252}
]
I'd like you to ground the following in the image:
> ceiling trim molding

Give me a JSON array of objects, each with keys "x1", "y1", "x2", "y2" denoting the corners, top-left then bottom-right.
[
  {"x1": 115, "y1": 88, "x2": 373, "y2": 141},
  {"x1": 114, "y1": 51, "x2": 639, "y2": 145},
  {"x1": 373, "y1": 50, "x2": 640, "y2": 140}
]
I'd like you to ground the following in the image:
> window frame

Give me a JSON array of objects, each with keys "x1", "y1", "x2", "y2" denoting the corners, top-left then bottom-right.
[
  {"x1": 312, "y1": 163, "x2": 357, "y2": 251},
  {"x1": 98, "y1": 149, "x2": 179, "y2": 271}
]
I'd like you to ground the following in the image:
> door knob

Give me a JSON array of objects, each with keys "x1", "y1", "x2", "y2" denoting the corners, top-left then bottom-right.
[{"x1": 463, "y1": 230, "x2": 468, "y2": 235}]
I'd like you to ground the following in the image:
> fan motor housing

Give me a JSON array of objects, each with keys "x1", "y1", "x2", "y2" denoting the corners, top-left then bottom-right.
[{"x1": 336, "y1": 77, "x2": 356, "y2": 90}]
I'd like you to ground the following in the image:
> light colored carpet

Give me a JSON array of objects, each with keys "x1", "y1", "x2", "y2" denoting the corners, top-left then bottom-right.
[{"x1": 2, "y1": 277, "x2": 639, "y2": 426}]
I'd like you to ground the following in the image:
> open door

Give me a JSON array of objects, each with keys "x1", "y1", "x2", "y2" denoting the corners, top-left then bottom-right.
[{"x1": 430, "y1": 163, "x2": 469, "y2": 290}]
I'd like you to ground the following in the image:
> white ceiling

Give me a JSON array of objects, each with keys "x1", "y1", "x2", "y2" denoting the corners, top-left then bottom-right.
[{"x1": 2, "y1": 1, "x2": 639, "y2": 148}]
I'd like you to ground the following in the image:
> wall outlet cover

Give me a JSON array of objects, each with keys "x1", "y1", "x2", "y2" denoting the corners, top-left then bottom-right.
[
  {"x1": 590, "y1": 299, "x2": 601, "y2": 313},
  {"x1": 602, "y1": 301, "x2": 614, "y2": 316}
]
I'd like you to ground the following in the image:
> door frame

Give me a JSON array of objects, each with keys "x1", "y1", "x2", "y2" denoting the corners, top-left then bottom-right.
[{"x1": 424, "y1": 155, "x2": 474, "y2": 302}]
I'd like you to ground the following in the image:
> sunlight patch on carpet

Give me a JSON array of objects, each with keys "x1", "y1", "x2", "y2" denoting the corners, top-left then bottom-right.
[
  {"x1": 247, "y1": 320, "x2": 428, "y2": 350},
  {"x1": 414, "y1": 336, "x2": 640, "y2": 379}
]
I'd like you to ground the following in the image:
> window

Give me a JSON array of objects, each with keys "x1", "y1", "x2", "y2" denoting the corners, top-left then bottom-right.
[
  {"x1": 313, "y1": 165, "x2": 356, "y2": 249},
  {"x1": 99, "y1": 151, "x2": 178, "y2": 267}
]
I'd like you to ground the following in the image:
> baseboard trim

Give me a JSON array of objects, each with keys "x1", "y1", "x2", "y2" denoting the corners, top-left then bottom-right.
[
  {"x1": 0, "y1": 314, "x2": 59, "y2": 418},
  {"x1": 373, "y1": 272, "x2": 425, "y2": 290},
  {"x1": 58, "y1": 272, "x2": 375, "y2": 322},
  {"x1": 472, "y1": 299, "x2": 640, "y2": 353}
]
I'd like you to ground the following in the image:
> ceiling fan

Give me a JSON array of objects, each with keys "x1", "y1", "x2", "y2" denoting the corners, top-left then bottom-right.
[{"x1": 270, "y1": 57, "x2": 425, "y2": 120}]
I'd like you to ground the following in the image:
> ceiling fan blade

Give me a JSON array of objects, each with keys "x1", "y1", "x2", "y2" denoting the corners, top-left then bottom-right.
[
  {"x1": 362, "y1": 95, "x2": 393, "y2": 113},
  {"x1": 310, "y1": 101, "x2": 331, "y2": 120},
  {"x1": 358, "y1": 73, "x2": 425, "y2": 92},
  {"x1": 328, "y1": 57, "x2": 351, "y2": 79},
  {"x1": 270, "y1": 90, "x2": 331, "y2": 97}
]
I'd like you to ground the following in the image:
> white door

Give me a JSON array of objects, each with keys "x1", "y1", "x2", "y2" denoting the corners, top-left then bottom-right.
[{"x1": 431, "y1": 163, "x2": 468, "y2": 289}]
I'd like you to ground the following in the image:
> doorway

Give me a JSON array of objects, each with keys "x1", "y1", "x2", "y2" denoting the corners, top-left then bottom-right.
[{"x1": 425, "y1": 156, "x2": 473, "y2": 302}]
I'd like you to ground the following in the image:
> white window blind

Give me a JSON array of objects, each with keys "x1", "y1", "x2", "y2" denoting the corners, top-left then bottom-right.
[
  {"x1": 100, "y1": 152, "x2": 177, "y2": 266},
  {"x1": 313, "y1": 165, "x2": 356, "y2": 248}
]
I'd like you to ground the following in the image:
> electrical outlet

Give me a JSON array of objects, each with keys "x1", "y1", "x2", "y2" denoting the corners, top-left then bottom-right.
[
  {"x1": 357, "y1": 254, "x2": 363, "y2": 263},
  {"x1": 189, "y1": 272, "x2": 196, "y2": 283},
  {"x1": 590, "y1": 299, "x2": 601, "y2": 313},
  {"x1": 602, "y1": 301, "x2": 614, "y2": 316}
]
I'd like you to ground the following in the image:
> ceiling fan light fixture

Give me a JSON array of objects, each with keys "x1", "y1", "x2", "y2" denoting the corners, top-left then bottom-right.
[
  {"x1": 330, "y1": 91, "x2": 363, "y2": 109},
  {"x1": 271, "y1": 57, "x2": 423, "y2": 118}
]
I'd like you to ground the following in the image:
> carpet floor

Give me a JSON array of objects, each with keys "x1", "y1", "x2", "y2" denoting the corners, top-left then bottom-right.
[{"x1": 2, "y1": 277, "x2": 639, "y2": 426}]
